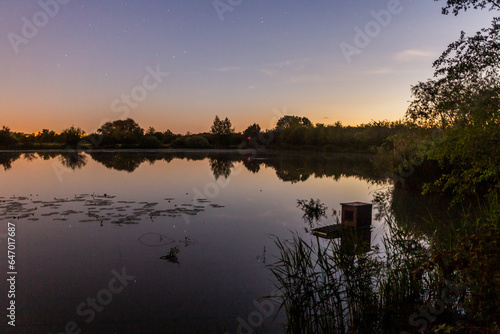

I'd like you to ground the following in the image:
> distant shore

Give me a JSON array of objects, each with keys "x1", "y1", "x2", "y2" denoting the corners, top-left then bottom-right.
[
  {"x1": 0, "y1": 148, "x2": 376, "y2": 158},
  {"x1": 0, "y1": 148, "x2": 260, "y2": 153}
]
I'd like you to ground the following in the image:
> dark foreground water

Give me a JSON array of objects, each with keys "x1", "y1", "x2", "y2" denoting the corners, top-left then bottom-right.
[{"x1": 0, "y1": 151, "x2": 387, "y2": 333}]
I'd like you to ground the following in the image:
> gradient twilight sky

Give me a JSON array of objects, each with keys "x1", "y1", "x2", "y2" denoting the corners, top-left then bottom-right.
[{"x1": 0, "y1": 0, "x2": 495, "y2": 134}]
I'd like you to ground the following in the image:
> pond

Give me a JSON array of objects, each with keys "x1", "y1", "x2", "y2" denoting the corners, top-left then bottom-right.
[{"x1": 0, "y1": 151, "x2": 389, "y2": 333}]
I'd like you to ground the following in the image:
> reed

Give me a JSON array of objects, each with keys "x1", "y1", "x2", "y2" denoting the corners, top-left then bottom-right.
[{"x1": 268, "y1": 195, "x2": 500, "y2": 332}]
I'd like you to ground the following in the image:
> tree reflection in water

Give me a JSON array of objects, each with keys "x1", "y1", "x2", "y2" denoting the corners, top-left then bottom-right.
[{"x1": 59, "y1": 152, "x2": 87, "y2": 170}]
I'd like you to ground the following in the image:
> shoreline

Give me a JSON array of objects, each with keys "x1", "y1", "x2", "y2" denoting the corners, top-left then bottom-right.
[
  {"x1": 0, "y1": 148, "x2": 264, "y2": 154},
  {"x1": 0, "y1": 148, "x2": 376, "y2": 157}
]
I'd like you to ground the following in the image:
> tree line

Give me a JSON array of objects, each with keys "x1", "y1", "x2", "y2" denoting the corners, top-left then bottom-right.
[{"x1": 0, "y1": 116, "x2": 419, "y2": 153}]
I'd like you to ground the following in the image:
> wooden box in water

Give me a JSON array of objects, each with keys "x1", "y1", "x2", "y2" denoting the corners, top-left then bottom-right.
[{"x1": 340, "y1": 202, "x2": 372, "y2": 227}]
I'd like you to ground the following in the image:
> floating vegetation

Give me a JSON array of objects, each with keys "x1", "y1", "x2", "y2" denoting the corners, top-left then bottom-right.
[
  {"x1": 41, "y1": 212, "x2": 60, "y2": 217},
  {"x1": 95, "y1": 194, "x2": 115, "y2": 199},
  {"x1": 256, "y1": 246, "x2": 266, "y2": 264},
  {"x1": 0, "y1": 193, "x2": 226, "y2": 227},
  {"x1": 196, "y1": 198, "x2": 210, "y2": 203},
  {"x1": 160, "y1": 246, "x2": 180, "y2": 264},
  {"x1": 182, "y1": 236, "x2": 197, "y2": 247}
]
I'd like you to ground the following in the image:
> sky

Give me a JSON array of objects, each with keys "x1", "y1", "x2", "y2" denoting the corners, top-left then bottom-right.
[{"x1": 0, "y1": 0, "x2": 496, "y2": 134}]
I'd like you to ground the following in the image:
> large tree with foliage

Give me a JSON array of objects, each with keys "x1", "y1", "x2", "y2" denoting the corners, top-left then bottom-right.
[
  {"x1": 210, "y1": 115, "x2": 234, "y2": 146},
  {"x1": 274, "y1": 115, "x2": 313, "y2": 146},
  {"x1": 437, "y1": 0, "x2": 500, "y2": 15},
  {"x1": 60, "y1": 126, "x2": 86, "y2": 147},
  {"x1": 243, "y1": 123, "x2": 261, "y2": 139},
  {"x1": 96, "y1": 118, "x2": 144, "y2": 145},
  {"x1": 0, "y1": 126, "x2": 18, "y2": 146},
  {"x1": 275, "y1": 115, "x2": 312, "y2": 130},
  {"x1": 210, "y1": 115, "x2": 234, "y2": 136},
  {"x1": 97, "y1": 118, "x2": 144, "y2": 137},
  {"x1": 406, "y1": 0, "x2": 500, "y2": 200}
]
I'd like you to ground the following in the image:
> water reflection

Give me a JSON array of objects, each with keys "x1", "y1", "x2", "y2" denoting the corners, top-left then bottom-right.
[
  {"x1": 298, "y1": 198, "x2": 373, "y2": 254},
  {"x1": 0, "y1": 150, "x2": 454, "y2": 333},
  {"x1": 0, "y1": 151, "x2": 385, "y2": 184},
  {"x1": 0, "y1": 152, "x2": 22, "y2": 170},
  {"x1": 23, "y1": 152, "x2": 37, "y2": 161},
  {"x1": 271, "y1": 188, "x2": 474, "y2": 333},
  {"x1": 242, "y1": 157, "x2": 261, "y2": 173},
  {"x1": 90, "y1": 152, "x2": 155, "y2": 172},
  {"x1": 37, "y1": 151, "x2": 60, "y2": 160},
  {"x1": 209, "y1": 157, "x2": 234, "y2": 180},
  {"x1": 0, "y1": 150, "x2": 454, "y2": 237},
  {"x1": 297, "y1": 198, "x2": 328, "y2": 232},
  {"x1": 373, "y1": 187, "x2": 459, "y2": 238},
  {"x1": 59, "y1": 152, "x2": 87, "y2": 170},
  {"x1": 256, "y1": 246, "x2": 267, "y2": 264}
]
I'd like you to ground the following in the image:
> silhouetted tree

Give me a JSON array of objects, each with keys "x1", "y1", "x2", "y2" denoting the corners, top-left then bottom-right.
[
  {"x1": 438, "y1": 0, "x2": 500, "y2": 15},
  {"x1": 97, "y1": 118, "x2": 144, "y2": 145},
  {"x1": 243, "y1": 123, "x2": 261, "y2": 139},
  {"x1": 37, "y1": 129, "x2": 57, "y2": 144},
  {"x1": 211, "y1": 115, "x2": 234, "y2": 136},
  {"x1": 162, "y1": 129, "x2": 177, "y2": 144},
  {"x1": 0, "y1": 126, "x2": 18, "y2": 146},
  {"x1": 60, "y1": 126, "x2": 85, "y2": 147},
  {"x1": 211, "y1": 115, "x2": 234, "y2": 145},
  {"x1": 275, "y1": 115, "x2": 313, "y2": 130}
]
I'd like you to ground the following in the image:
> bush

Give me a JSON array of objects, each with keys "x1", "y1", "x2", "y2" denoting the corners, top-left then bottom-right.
[
  {"x1": 185, "y1": 136, "x2": 210, "y2": 148},
  {"x1": 172, "y1": 135, "x2": 210, "y2": 148},
  {"x1": 139, "y1": 135, "x2": 162, "y2": 148}
]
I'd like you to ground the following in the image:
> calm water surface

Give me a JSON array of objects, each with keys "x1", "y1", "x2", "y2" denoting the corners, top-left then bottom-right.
[{"x1": 0, "y1": 151, "x2": 388, "y2": 333}]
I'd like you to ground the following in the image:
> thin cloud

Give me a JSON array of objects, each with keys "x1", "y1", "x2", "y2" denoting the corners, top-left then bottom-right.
[
  {"x1": 210, "y1": 66, "x2": 246, "y2": 73},
  {"x1": 394, "y1": 49, "x2": 435, "y2": 61},
  {"x1": 260, "y1": 69, "x2": 278, "y2": 76},
  {"x1": 268, "y1": 57, "x2": 315, "y2": 68},
  {"x1": 288, "y1": 74, "x2": 326, "y2": 84},
  {"x1": 368, "y1": 68, "x2": 396, "y2": 75},
  {"x1": 268, "y1": 60, "x2": 292, "y2": 67}
]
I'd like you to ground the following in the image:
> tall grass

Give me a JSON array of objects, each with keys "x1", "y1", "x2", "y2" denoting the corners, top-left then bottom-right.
[{"x1": 269, "y1": 195, "x2": 499, "y2": 333}]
